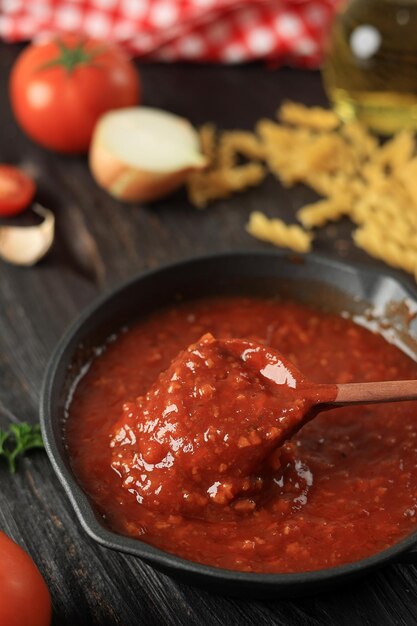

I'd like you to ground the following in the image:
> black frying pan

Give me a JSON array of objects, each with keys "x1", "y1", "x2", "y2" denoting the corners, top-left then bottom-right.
[{"x1": 40, "y1": 251, "x2": 417, "y2": 598}]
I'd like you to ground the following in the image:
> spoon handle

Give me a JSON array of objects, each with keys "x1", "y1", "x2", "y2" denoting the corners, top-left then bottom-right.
[{"x1": 333, "y1": 380, "x2": 417, "y2": 406}]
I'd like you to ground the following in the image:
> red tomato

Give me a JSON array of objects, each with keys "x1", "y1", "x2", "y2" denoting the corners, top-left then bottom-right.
[
  {"x1": 0, "y1": 165, "x2": 35, "y2": 216},
  {"x1": 10, "y1": 35, "x2": 140, "y2": 153},
  {"x1": 0, "y1": 531, "x2": 51, "y2": 626}
]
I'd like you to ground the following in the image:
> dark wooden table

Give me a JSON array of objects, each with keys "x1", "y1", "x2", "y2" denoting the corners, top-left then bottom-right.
[{"x1": 1, "y1": 41, "x2": 417, "y2": 626}]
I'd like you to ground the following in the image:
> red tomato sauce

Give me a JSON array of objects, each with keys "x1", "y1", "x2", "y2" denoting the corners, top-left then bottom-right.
[{"x1": 66, "y1": 296, "x2": 417, "y2": 573}]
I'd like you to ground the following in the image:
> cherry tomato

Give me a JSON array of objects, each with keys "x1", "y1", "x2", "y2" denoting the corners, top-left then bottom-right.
[
  {"x1": 0, "y1": 165, "x2": 35, "y2": 216},
  {"x1": 10, "y1": 35, "x2": 140, "y2": 153},
  {"x1": 0, "y1": 531, "x2": 51, "y2": 626}
]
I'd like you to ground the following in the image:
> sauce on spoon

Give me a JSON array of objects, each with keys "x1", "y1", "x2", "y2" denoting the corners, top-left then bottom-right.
[{"x1": 110, "y1": 333, "x2": 337, "y2": 517}]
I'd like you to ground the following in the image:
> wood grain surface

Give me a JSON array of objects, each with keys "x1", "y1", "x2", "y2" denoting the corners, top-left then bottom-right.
[{"x1": 1, "y1": 42, "x2": 417, "y2": 626}]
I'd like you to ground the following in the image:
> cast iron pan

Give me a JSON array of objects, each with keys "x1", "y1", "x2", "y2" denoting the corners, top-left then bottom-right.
[{"x1": 40, "y1": 251, "x2": 417, "y2": 598}]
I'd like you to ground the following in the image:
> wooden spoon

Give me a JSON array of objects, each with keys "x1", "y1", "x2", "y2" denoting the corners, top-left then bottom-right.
[
  {"x1": 324, "y1": 379, "x2": 417, "y2": 406},
  {"x1": 220, "y1": 336, "x2": 417, "y2": 438}
]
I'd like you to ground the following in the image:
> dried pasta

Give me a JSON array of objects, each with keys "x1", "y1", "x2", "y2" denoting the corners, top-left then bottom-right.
[
  {"x1": 354, "y1": 224, "x2": 417, "y2": 275},
  {"x1": 218, "y1": 131, "x2": 265, "y2": 169},
  {"x1": 278, "y1": 101, "x2": 340, "y2": 131},
  {"x1": 187, "y1": 101, "x2": 417, "y2": 282},
  {"x1": 199, "y1": 124, "x2": 217, "y2": 163},
  {"x1": 187, "y1": 164, "x2": 265, "y2": 209},
  {"x1": 187, "y1": 125, "x2": 265, "y2": 208},
  {"x1": 297, "y1": 198, "x2": 351, "y2": 229},
  {"x1": 246, "y1": 211, "x2": 313, "y2": 254}
]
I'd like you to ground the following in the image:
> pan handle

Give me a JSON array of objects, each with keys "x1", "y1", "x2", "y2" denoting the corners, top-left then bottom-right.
[{"x1": 393, "y1": 545, "x2": 417, "y2": 564}]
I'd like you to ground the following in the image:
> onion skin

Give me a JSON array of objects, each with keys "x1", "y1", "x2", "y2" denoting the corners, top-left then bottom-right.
[
  {"x1": 89, "y1": 140, "x2": 200, "y2": 202},
  {"x1": 88, "y1": 109, "x2": 207, "y2": 203}
]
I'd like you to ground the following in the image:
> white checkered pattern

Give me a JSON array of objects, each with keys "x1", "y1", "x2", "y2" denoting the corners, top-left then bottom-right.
[{"x1": 0, "y1": 0, "x2": 341, "y2": 67}]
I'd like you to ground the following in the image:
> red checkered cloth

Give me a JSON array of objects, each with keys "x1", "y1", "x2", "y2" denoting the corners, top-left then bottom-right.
[{"x1": 0, "y1": 0, "x2": 341, "y2": 68}]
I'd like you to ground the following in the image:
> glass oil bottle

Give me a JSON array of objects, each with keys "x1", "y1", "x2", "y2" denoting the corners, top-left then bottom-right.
[{"x1": 322, "y1": 0, "x2": 417, "y2": 134}]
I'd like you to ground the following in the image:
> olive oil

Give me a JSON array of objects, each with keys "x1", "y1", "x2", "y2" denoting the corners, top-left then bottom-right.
[{"x1": 322, "y1": 0, "x2": 417, "y2": 134}]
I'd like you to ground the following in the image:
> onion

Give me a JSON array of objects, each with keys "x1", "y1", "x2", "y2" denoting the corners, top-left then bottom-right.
[{"x1": 89, "y1": 107, "x2": 207, "y2": 203}]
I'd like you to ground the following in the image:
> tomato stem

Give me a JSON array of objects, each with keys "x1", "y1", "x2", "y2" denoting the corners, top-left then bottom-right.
[{"x1": 38, "y1": 39, "x2": 105, "y2": 74}]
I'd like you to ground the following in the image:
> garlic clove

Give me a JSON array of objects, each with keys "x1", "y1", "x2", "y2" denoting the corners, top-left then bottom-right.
[{"x1": 0, "y1": 204, "x2": 55, "y2": 266}]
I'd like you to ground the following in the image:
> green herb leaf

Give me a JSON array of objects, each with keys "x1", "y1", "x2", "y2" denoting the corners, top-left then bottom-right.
[
  {"x1": 0, "y1": 429, "x2": 9, "y2": 455},
  {"x1": 0, "y1": 423, "x2": 45, "y2": 473}
]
